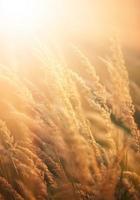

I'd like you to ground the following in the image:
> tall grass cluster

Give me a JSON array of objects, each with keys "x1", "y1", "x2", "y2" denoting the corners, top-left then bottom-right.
[{"x1": 0, "y1": 41, "x2": 139, "y2": 200}]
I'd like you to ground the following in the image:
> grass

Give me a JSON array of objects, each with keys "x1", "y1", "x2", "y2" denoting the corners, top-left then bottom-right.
[{"x1": 0, "y1": 40, "x2": 139, "y2": 200}]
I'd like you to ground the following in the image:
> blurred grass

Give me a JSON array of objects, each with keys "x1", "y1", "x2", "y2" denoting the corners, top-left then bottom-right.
[{"x1": 0, "y1": 40, "x2": 139, "y2": 200}]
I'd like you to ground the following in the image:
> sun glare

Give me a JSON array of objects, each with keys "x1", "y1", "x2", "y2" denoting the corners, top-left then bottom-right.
[{"x1": 0, "y1": 0, "x2": 56, "y2": 35}]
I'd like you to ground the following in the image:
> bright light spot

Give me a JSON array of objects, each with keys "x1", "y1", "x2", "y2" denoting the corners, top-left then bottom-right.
[{"x1": 0, "y1": 0, "x2": 57, "y2": 35}]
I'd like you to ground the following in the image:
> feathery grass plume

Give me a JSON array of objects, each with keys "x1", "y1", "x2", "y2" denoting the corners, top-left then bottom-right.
[
  {"x1": 0, "y1": 176, "x2": 24, "y2": 200},
  {"x1": 34, "y1": 44, "x2": 101, "y2": 183},
  {"x1": 71, "y1": 45, "x2": 108, "y2": 111},
  {"x1": 0, "y1": 38, "x2": 139, "y2": 200},
  {"x1": 70, "y1": 68, "x2": 116, "y2": 158},
  {"x1": 0, "y1": 120, "x2": 48, "y2": 199},
  {"x1": 116, "y1": 176, "x2": 140, "y2": 200},
  {"x1": 101, "y1": 38, "x2": 140, "y2": 151}
]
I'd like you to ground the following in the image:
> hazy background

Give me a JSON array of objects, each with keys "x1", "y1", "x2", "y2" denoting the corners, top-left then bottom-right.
[
  {"x1": 0, "y1": 0, "x2": 139, "y2": 114},
  {"x1": 0, "y1": 0, "x2": 139, "y2": 76}
]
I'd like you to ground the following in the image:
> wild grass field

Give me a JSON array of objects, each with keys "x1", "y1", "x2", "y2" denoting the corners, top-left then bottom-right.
[{"x1": 0, "y1": 36, "x2": 139, "y2": 200}]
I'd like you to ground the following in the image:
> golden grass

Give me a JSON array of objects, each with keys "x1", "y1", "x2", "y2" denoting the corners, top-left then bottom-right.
[{"x1": 0, "y1": 41, "x2": 139, "y2": 200}]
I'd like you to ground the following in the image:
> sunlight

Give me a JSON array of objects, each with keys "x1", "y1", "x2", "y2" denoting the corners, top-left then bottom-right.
[{"x1": 0, "y1": 0, "x2": 57, "y2": 34}]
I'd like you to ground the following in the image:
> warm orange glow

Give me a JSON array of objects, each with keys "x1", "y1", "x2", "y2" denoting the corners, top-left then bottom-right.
[
  {"x1": 0, "y1": 1, "x2": 139, "y2": 199},
  {"x1": 0, "y1": 0, "x2": 58, "y2": 35}
]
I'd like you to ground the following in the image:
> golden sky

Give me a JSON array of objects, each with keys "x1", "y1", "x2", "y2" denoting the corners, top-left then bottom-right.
[
  {"x1": 0, "y1": 0, "x2": 140, "y2": 65},
  {"x1": 57, "y1": 0, "x2": 140, "y2": 50},
  {"x1": 0, "y1": 0, "x2": 139, "y2": 48}
]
